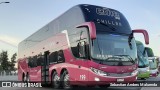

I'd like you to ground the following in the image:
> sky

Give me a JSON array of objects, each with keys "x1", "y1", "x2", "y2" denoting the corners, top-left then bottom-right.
[{"x1": 0, "y1": 0, "x2": 160, "y2": 61}]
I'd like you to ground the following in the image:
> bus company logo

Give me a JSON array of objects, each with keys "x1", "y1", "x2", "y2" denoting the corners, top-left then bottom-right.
[
  {"x1": 96, "y1": 8, "x2": 121, "y2": 20},
  {"x1": 1, "y1": 82, "x2": 42, "y2": 87}
]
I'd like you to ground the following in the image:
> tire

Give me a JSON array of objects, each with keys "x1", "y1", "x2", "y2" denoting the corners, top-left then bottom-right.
[
  {"x1": 26, "y1": 74, "x2": 30, "y2": 83},
  {"x1": 61, "y1": 71, "x2": 71, "y2": 89},
  {"x1": 22, "y1": 74, "x2": 25, "y2": 82},
  {"x1": 51, "y1": 72, "x2": 60, "y2": 89},
  {"x1": 25, "y1": 74, "x2": 30, "y2": 87}
]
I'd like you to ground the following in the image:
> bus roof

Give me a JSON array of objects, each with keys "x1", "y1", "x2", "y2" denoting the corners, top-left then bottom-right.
[{"x1": 19, "y1": 4, "x2": 132, "y2": 55}]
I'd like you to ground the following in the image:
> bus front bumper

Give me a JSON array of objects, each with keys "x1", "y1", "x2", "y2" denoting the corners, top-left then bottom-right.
[
  {"x1": 137, "y1": 71, "x2": 150, "y2": 79},
  {"x1": 87, "y1": 72, "x2": 137, "y2": 85}
]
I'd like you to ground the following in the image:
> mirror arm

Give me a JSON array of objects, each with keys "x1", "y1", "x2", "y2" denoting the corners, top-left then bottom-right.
[
  {"x1": 132, "y1": 29, "x2": 149, "y2": 45},
  {"x1": 76, "y1": 22, "x2": 96, "y2": 39}
]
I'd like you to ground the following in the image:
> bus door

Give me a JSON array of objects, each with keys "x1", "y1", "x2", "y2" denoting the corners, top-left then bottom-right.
[
  {"x1": 73, "y1": 28, "x2": 90, "y2": 82},
  {"x1": 41, "y1": 51, "x2": 50, "y2": 85},
  {"x1": 71, "y1": 41, "x2": 89, "y2": 82}
]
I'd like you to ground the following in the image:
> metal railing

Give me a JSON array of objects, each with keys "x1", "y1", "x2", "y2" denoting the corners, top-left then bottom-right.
[{"x1": 0, "y1": 71, "x2": 17, "y2": 76}]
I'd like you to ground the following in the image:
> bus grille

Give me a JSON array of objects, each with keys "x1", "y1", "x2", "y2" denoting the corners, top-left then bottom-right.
[{"x1": 108, "y1": 73, "x2": 131, "y2": 77}]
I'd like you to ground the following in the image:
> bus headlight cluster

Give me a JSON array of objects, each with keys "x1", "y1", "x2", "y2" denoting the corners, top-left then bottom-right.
[
  {"x1": 90, "y1": 67, "x2": 108, "y2": 76},
  {"x1": 146, "y1": 67, "x2": 150, "y2": 72},
  {"x1": 131, "y1": 69, "x2": 138, "y2": 76}
]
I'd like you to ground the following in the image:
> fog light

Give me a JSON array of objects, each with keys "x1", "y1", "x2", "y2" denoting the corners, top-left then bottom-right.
[{"x1": 95, "y1": 77, "x2": 100, "y2": 81}]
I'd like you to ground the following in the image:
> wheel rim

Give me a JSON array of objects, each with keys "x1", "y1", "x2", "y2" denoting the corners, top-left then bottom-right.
[
  {"x1": 64, "y1": 73, "x2": 70, "y2": 88},
  {"x1": 53, "y1": 73, "x2": 60, "y2": 86},
  {"x1": 26, "y1": 75, "x2": 29, "y2": 83},
  {"x1": 23, "y1": 76, "x2": 26, "y2": 82}
]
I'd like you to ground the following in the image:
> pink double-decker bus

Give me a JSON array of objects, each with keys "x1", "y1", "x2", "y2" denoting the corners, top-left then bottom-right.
[{"x1": 18, "y1": 4, "x2": 149, "y2": 89}]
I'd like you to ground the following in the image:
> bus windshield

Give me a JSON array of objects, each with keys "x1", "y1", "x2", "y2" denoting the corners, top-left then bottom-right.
[
  {"x1": 136, "y1": 44, "x2": 149, "y2": 68},
  {"x1": 146, "y1": 47, "x2": 154, "y2": 57},
  {"x1": 91, "y1": 33, "x2": 137, "y2": 66}
]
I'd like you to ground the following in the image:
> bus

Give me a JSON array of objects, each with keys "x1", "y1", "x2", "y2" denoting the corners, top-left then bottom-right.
[
  {"x1": 18, "y1": 4, "x2": 149, "y2": 88},
  {"x1": 145, "y1": 47, "x2": 159, "y2": 77},
  {"x1": 157, "y1": 57, "x2": 160, "y2": 72},
  {"x1": 136, "y1": 41, "x2": 150, "y2": 79}
]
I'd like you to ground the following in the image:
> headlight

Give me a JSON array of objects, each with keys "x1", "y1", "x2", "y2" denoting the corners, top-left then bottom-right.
[
  {"x1": 131, "y1": 69, "x2": 138, "y2": 76},
  {"x1": 90, "y1": 67, "x2": 108, "y2": 76},
  {"x1": 147, "y1": 67, "x2": 150, "y2": 72}
]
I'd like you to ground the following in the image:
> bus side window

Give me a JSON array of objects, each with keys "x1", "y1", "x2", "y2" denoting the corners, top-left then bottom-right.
[
  {"x1": 28, "y1": 57, "x2": 32, "y2": 68},
  {"x1": 28, "y1": 56, "x2": 38, "y2": 68},
  {"x1": 69, "y1": 27, "x2": 89, "y2": 59},
  {"x1": 28, "y1": 60, "x2": 31, "y2": 67},
  {"x1": 33, "y1": 56, "x2": 37, "y2": 67},
  {"x1": 37, "y1": 55, "x2": 43, "y2": 66},
  {"x1": 40, "y1": 55, "x2": 44, "y2": 66},
  {"x1": 49, "y1": 51, "x2": 58, "y2": 63},
  {"x1": 57, "y1": 50, "x2": 65, "y2": 63}
]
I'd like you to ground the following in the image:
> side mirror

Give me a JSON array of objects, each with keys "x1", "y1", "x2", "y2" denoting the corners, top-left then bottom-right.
[
  {"x1": 76, "y1": 22, "x2": 96, "y2": 40},
  {"x1": 132, "y1": 29, "x2": 149, "y2": 45}
]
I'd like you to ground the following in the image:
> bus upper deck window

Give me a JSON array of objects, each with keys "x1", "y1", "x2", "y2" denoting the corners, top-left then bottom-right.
[{"x1": 57, "y1": 50, "x2": 65, "y2": 62}]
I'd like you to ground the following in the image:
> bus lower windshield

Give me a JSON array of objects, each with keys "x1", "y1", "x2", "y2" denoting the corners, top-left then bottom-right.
[{"x1": 91, "y1": 33, "x2": 137, "y2": 66}]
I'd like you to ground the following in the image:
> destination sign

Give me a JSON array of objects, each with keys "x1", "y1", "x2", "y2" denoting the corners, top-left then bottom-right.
[{"x1": 96, "y1": 8, "x2": 121, "y2": 20}]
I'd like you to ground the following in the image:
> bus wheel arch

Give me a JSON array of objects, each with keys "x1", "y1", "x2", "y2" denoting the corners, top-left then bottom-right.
[
  {"x1": 51, "y1": 69, "x2": 57, "y2": 77},
  {"x1": 60, "y1": 68, "x2": 67, "y2": 76}
]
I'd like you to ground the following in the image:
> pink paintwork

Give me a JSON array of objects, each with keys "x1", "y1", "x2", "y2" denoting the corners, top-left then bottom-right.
[
  {"x1": 132, "y1": 29, "x2": 149, "y2": 44},
  {"x1": 76, "y1": 22, "x2": 96, "y2": 40},
  {"x1": 18, "y1": 22, "x2": 150, "y2": 86}
]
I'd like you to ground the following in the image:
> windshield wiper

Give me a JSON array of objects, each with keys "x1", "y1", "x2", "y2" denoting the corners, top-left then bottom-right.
[
  {"x1": 92, "y1": 55, "x2": 135, "y2": 66},
  {"x1": 101, "y1": 55, "x2": 134, "y2": 66},
  {"x1": 113, "y1": 55, "x2": 135, "y2": 64},
  {"x1": 100, "y1": 55, "x2": 135, "y2": 64}
]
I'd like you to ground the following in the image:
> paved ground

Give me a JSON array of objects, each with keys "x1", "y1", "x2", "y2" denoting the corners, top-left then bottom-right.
[
  {"x1": 0, "y1": 87, "x2": 142, "y2": 90},
  {"x1": 0, "y1": 75, "x2": 18, "y2": 81},
  {"x1": 0, "y1": 74, "x2": 159, "y2": 90}
]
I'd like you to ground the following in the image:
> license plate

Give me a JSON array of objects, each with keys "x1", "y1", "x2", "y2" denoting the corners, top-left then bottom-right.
[{"x1": 117, "y1": 78, "x2": 124, "y2": 82}]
